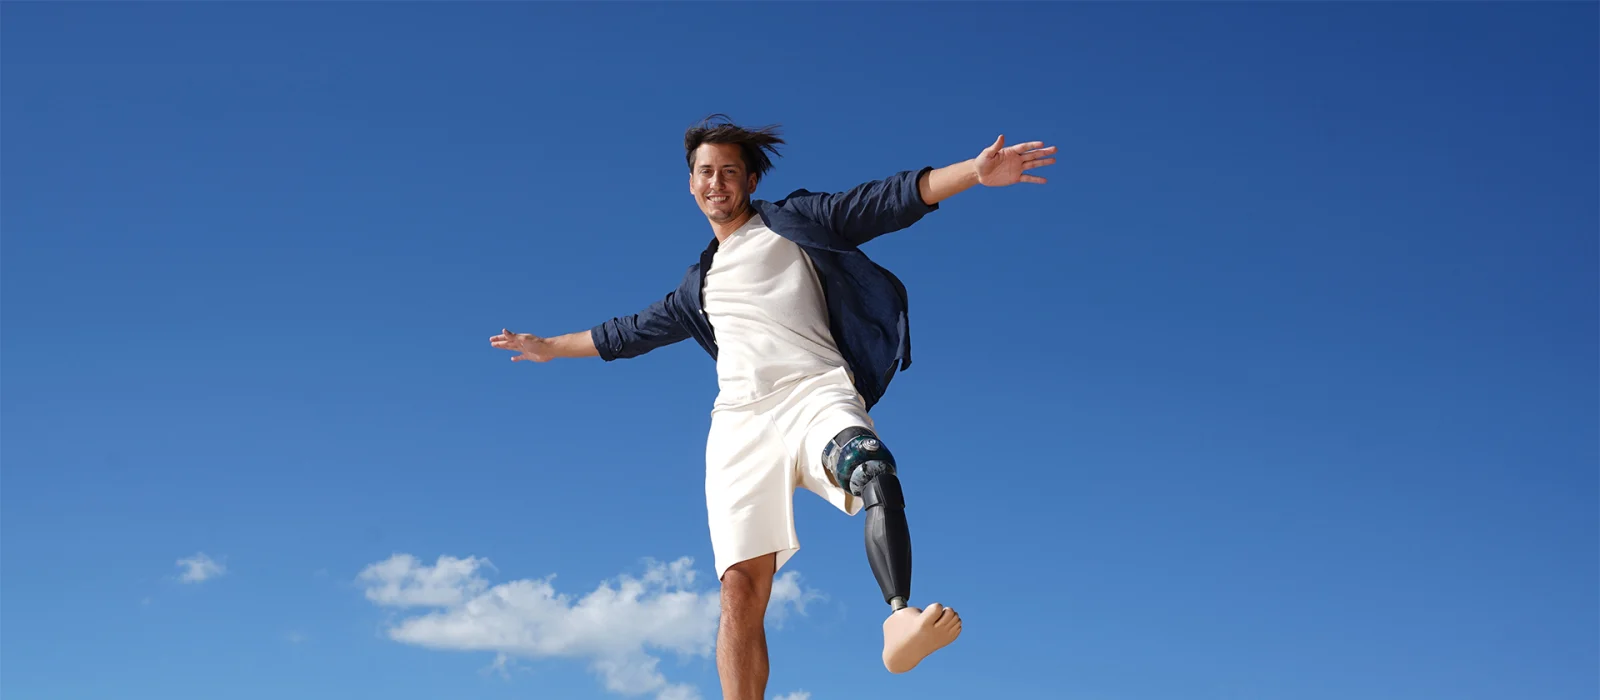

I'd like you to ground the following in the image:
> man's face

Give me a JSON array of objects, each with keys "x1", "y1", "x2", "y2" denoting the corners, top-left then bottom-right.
[{"x1": 689, "y1": 142, "x2": 756, "y2": 224}]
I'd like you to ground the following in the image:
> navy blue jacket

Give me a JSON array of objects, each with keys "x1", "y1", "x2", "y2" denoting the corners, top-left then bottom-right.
[{"x1": 589, "y1": 166, "x2": 939, "y2": 411}]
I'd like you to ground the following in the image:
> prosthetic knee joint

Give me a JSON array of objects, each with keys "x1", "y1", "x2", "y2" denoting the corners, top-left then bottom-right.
[{"x1": 823, "y1": 426, "x2": 912, "y2": 609}]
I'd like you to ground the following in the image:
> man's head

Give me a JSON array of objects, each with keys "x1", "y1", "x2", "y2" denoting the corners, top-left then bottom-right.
[{"x1": 684, "y1": 114, "x2": 784, "y2": 227}]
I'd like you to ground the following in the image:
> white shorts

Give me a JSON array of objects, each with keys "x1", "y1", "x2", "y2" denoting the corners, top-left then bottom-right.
[{"x1": 704, "y1": 366, "x2": 875, "y2": 580}]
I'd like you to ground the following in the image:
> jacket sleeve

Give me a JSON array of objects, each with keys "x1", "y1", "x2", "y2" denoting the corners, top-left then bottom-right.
[
  {"x1": 782, "y1": 166, "x2": 940, "y2": 247},
  {"x1": 589, "y1": 289, "x2": 691, "y2": 361}
]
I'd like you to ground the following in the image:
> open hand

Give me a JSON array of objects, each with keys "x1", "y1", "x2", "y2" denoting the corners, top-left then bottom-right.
[
  {"x1": 490, "y1": 328, "x2": 555, "y2": 362},
  {"x1": 975, "y1": 135, "x2": 1056, "y2": 187}
]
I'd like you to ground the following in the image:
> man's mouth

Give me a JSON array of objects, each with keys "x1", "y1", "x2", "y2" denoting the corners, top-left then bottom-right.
[{"x1": 707, "y1": 195, "x2": 729, "y2": 204}]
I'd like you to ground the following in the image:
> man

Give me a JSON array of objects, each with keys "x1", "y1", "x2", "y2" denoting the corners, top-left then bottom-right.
[{"x1": 490, "y1": 115, "x2": 1055, "y2": 698}]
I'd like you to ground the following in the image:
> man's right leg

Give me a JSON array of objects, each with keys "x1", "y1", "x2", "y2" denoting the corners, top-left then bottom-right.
[
  {"x1": 717, "y1": 553, "x2": 776, "y2": 700},
  {"x1": 705, "y1": 406, "x2": 798, "y2": 700}
]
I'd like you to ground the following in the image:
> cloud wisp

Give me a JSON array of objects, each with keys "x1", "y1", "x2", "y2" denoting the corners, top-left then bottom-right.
[
  {"x1": 176, "y1": 552, "x2": 226, "y2": 583},
  {"x1": 358, "y1": 553, "x2": 823, "y2": 700}
]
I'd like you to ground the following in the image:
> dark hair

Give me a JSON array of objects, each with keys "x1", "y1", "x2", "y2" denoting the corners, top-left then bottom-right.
[{"x1": 684, "y1": 114, "x2": 784, "y2": 183}]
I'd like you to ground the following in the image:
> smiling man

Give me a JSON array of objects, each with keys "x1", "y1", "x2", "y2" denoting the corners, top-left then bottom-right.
[{"x1": 491, "y1": 114, "x2": 1055, "y2": 699}]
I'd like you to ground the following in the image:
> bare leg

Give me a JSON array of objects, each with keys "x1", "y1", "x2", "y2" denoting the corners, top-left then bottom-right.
[{"x1": 717, "y1": 553, "x2": 775, "y2": 700}]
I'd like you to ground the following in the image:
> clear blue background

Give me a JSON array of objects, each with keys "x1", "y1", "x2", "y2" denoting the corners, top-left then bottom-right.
[{"x1": 3, "y1": 3, "x2": 1595, "y2": 699}]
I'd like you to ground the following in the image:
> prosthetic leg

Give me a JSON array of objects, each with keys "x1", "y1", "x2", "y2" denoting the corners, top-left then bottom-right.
[
  {"x1": 823, "y1": 426, "x2": 912, "y2": 610},
  {"x1": 823, "y1": 426, "x2": 960, "y2": 673}
]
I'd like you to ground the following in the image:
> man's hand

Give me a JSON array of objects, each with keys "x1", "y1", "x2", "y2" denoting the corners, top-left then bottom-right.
[
  {"x1": 490, "y1": 328, "x2": 601, "y2": 362},
  {"x1": 918, "y1": 135, "x2": 1057, "y2": 205},
  {"x1": 490, "y1": 328, "x2": 559, "y2": 362},
  {"x1": 975, "y1": 135, "x2": 1056, "y2": 187}
]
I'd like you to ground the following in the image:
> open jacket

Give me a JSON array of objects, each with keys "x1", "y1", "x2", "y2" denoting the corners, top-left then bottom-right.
[{"x1": 589, "y1": 166, "x2": 939, "y2": 411}]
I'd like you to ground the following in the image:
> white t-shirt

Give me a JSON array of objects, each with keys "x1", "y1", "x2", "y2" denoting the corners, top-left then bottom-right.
[{"x1": 703, "y1": 213, "x2": 847, "y2": 408}]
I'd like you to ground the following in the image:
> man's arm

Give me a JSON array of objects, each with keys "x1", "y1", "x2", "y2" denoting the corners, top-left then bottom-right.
[
  {"x1": 588, "y1": 289, "x2": 691, "y2": 361},
  {"x1": 542, "y1": 331, "x2": 602, "y2": 358},
  {"x1": 920, "y1": 135, "x2": 1055, "y2": 206},
  {"x1": 786, "y1": 134, "x2": 1056, "y2": 247},
  {"x1": 493, "y1": 288, "x2": 689, "y2": 363},
  {"x1": 490, "y1": 326, "x2": 601, "y2": 363},
  {"x1": 916, "y1": 159, "x2": 980, "y2": 206},
  {"x1": 783, "y1": 168, "x2": 940, "y2": 248}
]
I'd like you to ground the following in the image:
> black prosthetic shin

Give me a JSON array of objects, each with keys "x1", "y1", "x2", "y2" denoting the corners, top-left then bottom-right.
[
  {"x1": 824, "y1": 427, "x2": 913, "y2": 610},
  {"x1": 863, "y1": 469, "x2": 912, "y2": 609}
]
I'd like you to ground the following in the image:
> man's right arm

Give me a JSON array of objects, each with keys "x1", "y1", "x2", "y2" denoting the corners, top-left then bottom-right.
[
  {"x1": 588, "y1": 290, "x2": 691, "y2": 361},
  {"x1": 495, "y1": 276, "x2": 692, "y2": 363},
  {"x1": 539, "y1": 330, "x2": 602, "y2": 359}
]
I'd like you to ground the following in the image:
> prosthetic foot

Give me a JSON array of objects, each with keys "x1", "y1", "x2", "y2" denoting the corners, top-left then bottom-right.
[
  {"x1": 882, "y1": 602, "x2": 963, "y2": 674},
  {"x1": 824, "y1": 427, "x2": 962, "y2": 673}
]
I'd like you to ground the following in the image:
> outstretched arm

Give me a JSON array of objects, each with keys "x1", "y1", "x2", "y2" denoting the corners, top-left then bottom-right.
[
  {"x1": 785, "y1": 134, "x2": 1057, "y2": 247},
  {"x1": 588, "y1": 290, "x2": 690, "y2": 361},
  {"x1": 917, "y1": 135, "x2": 1056, "y2": 206},
  {"x1": 490, "y1": 328, "x2": 600, "y2": 362},
  {"x1": 493, "y1": 285, "x2": 690, "y2": 363}
]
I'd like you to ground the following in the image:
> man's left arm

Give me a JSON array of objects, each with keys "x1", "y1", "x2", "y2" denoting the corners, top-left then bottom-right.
[
  {"x1": 917, "y1": 134, "x2": 1056, "y2": 206},
  {"x1": 792, "y1": 135, "x2": 1056, "y2": 247}
]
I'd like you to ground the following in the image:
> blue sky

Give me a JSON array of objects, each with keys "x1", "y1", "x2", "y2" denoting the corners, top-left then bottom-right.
[{"x1": 3, "y1": 2, "x2": 1595, "y2": 699}]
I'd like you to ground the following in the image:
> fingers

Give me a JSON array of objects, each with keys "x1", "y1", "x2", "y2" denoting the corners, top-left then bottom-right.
[
  {"x1": 492, "y1": 328, "x2": 547, "y2": 363},
  {"x1": 1011, "y1": 143, "x2": 1054, "y2": 159},
  {"x1": 988, "y1": 137, "x2": 1053, "y2": 157},
  {"x1": 1021, "y1": 174, "x2": 1047, "y2": 184},
  {"x1": 1023, "y1": 157, "x2": 1056, "y2": 170},
  {"x1": 491, "y1": 328, "x2": 530, "y2": 352}
]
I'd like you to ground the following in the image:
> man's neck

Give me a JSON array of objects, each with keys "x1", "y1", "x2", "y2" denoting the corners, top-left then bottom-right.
[{"x1": 710, "y1": 207, "x2": 756, "y2": 243}]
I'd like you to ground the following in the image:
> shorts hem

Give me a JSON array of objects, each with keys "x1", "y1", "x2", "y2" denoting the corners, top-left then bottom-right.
[{"x1": 714, "y1": 543, "x2": 800, "y2": 581}]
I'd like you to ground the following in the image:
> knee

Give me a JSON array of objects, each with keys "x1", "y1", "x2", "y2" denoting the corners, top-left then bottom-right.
[
  {"x1": 720, "y1": 555, "x2": 775, "y2": 616},
  {"x1": 823, "y1": 426, "x2": 897, "y2": 497}
]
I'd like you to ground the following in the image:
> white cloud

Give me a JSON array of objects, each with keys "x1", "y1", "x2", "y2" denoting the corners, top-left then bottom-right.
[
  {"x1": 176, "y1": 553, "x2": 226, "y2": 583},
  {"x1": 773, "y1": 693, "x2": 811, "y2": 700},
  {"x1": 358, "y1": 553, "x2": 823, "y2": 700},
  {"x1": 482, "y1": 652, "x2": 519, "y2": 679},
  {"x1": 768, "y1": 573, "x2": 825, "y2": 629},
  {"x1": 358, "y1": 554, "x2": 491, "y2": 607}
]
